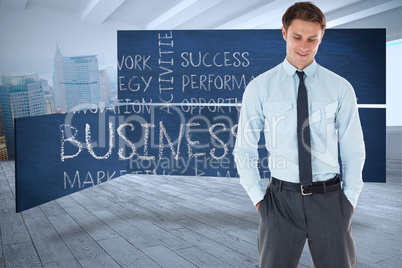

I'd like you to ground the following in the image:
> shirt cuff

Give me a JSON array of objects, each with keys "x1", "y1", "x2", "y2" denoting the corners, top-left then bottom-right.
[
  {"x1": 343, "y1": 187, "x2": 360, "y2": 208},
  {"x1": 247, "y1": 186, "x2": 266, "y2": 207}
]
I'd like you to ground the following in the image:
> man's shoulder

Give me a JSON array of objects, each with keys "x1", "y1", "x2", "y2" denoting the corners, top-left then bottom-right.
[
  {"x1": 316, "y1": 64, "x2": 350, "y2": 84},
  {"x1": 243, "y1": 63, "x2": 283, "y2": 98},
  {"x1": 315, "y1": 64, "x2": 355, "y2": 96},
  {"x1": 251, "y1": 62, "x2": 283, "y2": 83}
]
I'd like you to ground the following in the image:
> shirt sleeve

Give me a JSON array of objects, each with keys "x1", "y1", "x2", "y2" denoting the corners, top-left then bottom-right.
[
  {"x1": 336, "y1": 79, "x2": 366, "y2": 208},
  {"x1": 234, "y1": 80, "x2": 266, "y2": 206}
]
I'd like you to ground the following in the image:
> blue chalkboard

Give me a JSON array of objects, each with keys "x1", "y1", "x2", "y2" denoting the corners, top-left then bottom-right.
[
  {"x1": 117, "y1": 29, "x2": 385, "y2": 105},
  {"x1": 15, "y1": 29, "x2": 386, "y2": 212},
  {"x1": 15, "y1": 105, "x2": 384, "y2": 212},
  {"x1": 358, "y1": 108, "x2": 386, "y2": 182},
  {"x1": 117, "y1": 30, "x2": 281, "y2": 106},
  {"x1": 317, "y1": 29, "x2": 385, "y2": 104},
  {"x1": 15, "y1": 105, "x2": 244, "y2": 212}
]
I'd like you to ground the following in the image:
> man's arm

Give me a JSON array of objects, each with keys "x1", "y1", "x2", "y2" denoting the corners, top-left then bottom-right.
[
  {"x1": 336, "y1": 80, "x2": 366, "y2": 208},
  {"x1": 234, "y1": 80, "x2": 266, "y2": 208}
]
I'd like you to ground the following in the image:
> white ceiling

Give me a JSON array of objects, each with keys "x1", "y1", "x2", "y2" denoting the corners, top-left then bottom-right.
[
  {"x1": 0, "y1": 0, "x2": 400, "y2": 77},
  {"x1": 1, "y1": 0, "x2": 401, "y2": 40}
]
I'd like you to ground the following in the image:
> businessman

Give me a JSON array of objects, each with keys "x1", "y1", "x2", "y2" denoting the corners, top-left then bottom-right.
[{"x1": 234, "y1": 2, "x2": 365, "y2": 267}]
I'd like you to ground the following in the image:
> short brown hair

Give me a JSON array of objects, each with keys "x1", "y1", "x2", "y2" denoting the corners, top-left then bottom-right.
[{"x1": 282, "y1": 2, "x2": 326, "y2": 31}]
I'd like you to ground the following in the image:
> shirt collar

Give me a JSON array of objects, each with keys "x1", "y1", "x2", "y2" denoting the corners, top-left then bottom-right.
[{"x1": 282, "y1": 58, "x2": 318, "y2": 78}]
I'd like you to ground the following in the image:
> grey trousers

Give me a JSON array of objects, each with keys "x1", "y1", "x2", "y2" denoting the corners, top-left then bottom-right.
[{"x1": 257, "y1": 180, "x2": 356, "y2": 268}]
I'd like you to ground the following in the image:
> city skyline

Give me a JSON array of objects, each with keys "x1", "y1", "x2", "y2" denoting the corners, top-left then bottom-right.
[
  {"x1": 0, "y1": 43, "x2": 117, "y2": 91},
  {"x1": 0, "y1": 43, "x2": 117, "y2": 160},
  {"x1": 0, "y1": 6, "x2": 125, "y2": 89}
]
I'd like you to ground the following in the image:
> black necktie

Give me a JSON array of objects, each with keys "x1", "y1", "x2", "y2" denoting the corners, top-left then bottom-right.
[{"x1": 296, "y1": 71, "x2": 312, "y2": 188}]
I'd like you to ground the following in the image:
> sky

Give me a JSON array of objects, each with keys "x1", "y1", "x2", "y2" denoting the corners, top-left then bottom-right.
[{"x1": 0, "y1": 5, "x2": 137, "y2": 86}]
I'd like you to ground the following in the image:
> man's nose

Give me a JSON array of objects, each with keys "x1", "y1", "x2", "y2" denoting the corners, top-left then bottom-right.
[
  {"x1": 300, "y1": 41, "x2": 308, "y2": 51},
  {"x1": 300, "y1": 40, "x2": 309, "y2": 51}
]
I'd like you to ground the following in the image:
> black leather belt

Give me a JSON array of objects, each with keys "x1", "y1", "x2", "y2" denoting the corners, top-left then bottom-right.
[{"x1": 271, "y1": 175, "x2": 341, "y2": 195}]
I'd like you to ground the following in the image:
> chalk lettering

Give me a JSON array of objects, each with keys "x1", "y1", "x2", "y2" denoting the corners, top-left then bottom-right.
[
  {"x1": 117, "y1": 123, "x2": 136, "y2": 160},
  {"x1": 117, "y1": 55, "x2": 152, "y2": 71},
  {"x1": 217, "y1": 170, "x2": 231, "y2": 177},
  {"x1": 119, "y1": 99, "x2": 153, "y2": 114},
  {"x1": 64, "y1": 170, "x2": 81, "y2": 189},
  {"x1": 126, "y1": 76, "x2": 152, "y2": 92},
  {"x1": 159, "y1": 121, "x2": 185, "y2": 160},
  {"x1": 159, "y1": 65, "x2": 173, "y2": 77},
  {"x1": 158, "y1": 31, "x2": 173, "y2": 39},
  {"x1": 139, "y1": 123, "x2": 156, "y2": 160},
  {"x1": 209, "y1": 123, "x2": 229, "y2": 159},
  {"x1": 181, "y1": 51, "x2": 250, "y2": 68},
  {"x1": 64, "y1": 170, "x2": 119, "y2": 189},
  {"x1": 60, "y1": 124, "x2": 83, "y2": 162},
  {"x1": 186, "y1": 122, "x2": 206, "y2": 158},
  {"x1": 83, "y1": 171, "x2": 95, "y2": 187},
  {"x1": 86, "y1": 121, "x2": 114, "y2": 160},
  {"x1": 159, "y1": 40, "x2": 174, "y2": 47},
  {"x1": 97, "y1": 171, "x2": 105, "y2": 184},
  {"x1": 158, "y1": 31, "x2": 175, "y2": 98},
  {"x1": 182, "y1": 74, "x2": 251, "y2": 92}
]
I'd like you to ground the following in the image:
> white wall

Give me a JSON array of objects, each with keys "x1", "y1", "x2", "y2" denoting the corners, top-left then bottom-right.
[
  {"x1": 1, "y1": 5, "x2": 400, "y2": 127},
  {"x1": 386, "y1": 40, "x2": 402, "y2": 126},
  {"x1": 0, "y1": 5, "x2": 138, "y2": 81}
]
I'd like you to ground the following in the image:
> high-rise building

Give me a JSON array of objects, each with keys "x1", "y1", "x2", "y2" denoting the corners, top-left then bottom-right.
[
  {"x1": 40, "y1": 79, "x2": 55, "y2": 114},
  {"x1": 52, "y1": 45, "x2": 101, "y2": 112},
  {"x1": 0, "y1": 73, "x2": 46, "y2": 159},
  {"x1": 52, "y1": 44, "x2": 63, "y2": 110},
  {"x1": 99, "y1": 69, "x2": 111, "y2": 107}
]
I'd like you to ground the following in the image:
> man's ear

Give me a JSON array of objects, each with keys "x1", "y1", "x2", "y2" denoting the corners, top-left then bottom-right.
[
  {"x1": 281, "y1": 26, "x2": 287, "y2": 41},
  {"x1": 318, "y1": 30, "x2": 325, "y2": 45}
]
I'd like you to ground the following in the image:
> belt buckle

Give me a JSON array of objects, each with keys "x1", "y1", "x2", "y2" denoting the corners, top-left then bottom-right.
[{"x1": 301, "y1": 185, "x2": 312, "y2": 196}]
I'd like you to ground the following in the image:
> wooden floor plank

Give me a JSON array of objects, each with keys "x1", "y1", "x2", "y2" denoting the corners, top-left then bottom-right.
[
  {"x1": 3, "y1": 241, "x2": 42, "y2": 268},
  {"x1": 175, "y1": 246, "x2": 234, "y2": 268},
  {"x1": 21, "y1": 206, "x2": 75, "y2": 265},
  {"x1": 298, "y1": 242, "x2": 314, "y2": 267},
  {"x1": 97, "y1": 236, "x2": 161, "y2": 268},
  {"x1": 0, "y1": 213, "x2": 32, "y2": 246},
  {"x1": 0, "y1": 161, "x2": 15, "y2": 198},
  {"x1": 1, "y1": 159, "x2": 401, "y2": 268},
  {"x1": 122, "y1": 174, "x2": 257, "y2": 217},
  {"x1": 130, "y1": 174, "x2": 260, "y2": 223},
  {"x1": 42, "y1": 258, "x2": 81, "y2": 268},
  {"x1": 141, "y1": 245, "x2": 197, "y2": 268},
  {"x1": 160, "y1": 198, "x2": 260, "y2": 243},
  {"x1": 0, "y1": 165, "x2": 16, "y2": 216},
  {"x1": 174, "y1": 216, "x2": 258, "y2": 261},
  {"x1": 101, "y1": 207, "x2": 193, "y2": 251},
  {"x1": 69, "y1": 191, "x2": 116, "y2": 212},
  {"x1": 39, "y1": 200, "x2": 67, "y2": 218},
  {"x1": 0, "y1": 178, "x2": 33, "y2": 248},
  {"x1": 90, "y1": 183, "x2": 187, "y2": 232},
  {"x1": 169, "y1": 227, "x2": 259, "y2": 267},
  {"x1": 74, "y1": 187, "x2": 127, "y2": 213},
  {"x1": 376, "y1": 256, "x2": 402, "y2": 267},
  {"x1": 44, "y1": 213, "x2": 120, "y2": 268},
  {"x1": 56, "y1": 196, "x2": 119, "y2": 242},
  {"x1": 91, "y1": 209, "x2": 161, "y2": 249},
  {"x1": 168, "y1": 198, "x2": 259, "y2": 233},
  {"x1": 226, "y1": 228, "x2": 260, "y2": 245},
  {"x1": 0, "y1": 230, "x2": 4, "y2": 268}
]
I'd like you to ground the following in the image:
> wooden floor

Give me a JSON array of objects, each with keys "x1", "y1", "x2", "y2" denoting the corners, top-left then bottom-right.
[{"x1": 0, "y1": 160, "x2": 401, "y2": 268}]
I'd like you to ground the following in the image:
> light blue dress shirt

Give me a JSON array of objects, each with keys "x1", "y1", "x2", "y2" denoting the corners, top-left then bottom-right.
[{"x1": 234, "y1": 58, "x2": 365, "y2": 208}]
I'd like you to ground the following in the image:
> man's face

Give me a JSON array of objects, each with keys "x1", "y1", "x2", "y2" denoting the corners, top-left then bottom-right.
[{"x1": 282, "y1": 19, "x2": 324, "y2": 70}]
